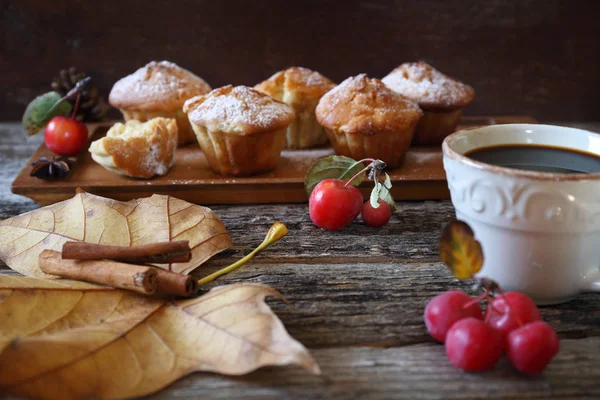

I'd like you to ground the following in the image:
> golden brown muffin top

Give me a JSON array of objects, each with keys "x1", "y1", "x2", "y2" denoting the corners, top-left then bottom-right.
[
  {"x1": 183, "y1": 85, "x2": 295, "y2": 135},
  {"x1": 108, "y1": 61, "x2": 212, "y2": 112},
  {"x1": 254, "y1": 67, "x2": 336, "y2": 109},
  {"x1": 315, "y1": 74, "x2": 422, "y2": 135},
  {"x1": 382, "y1": 61, "x2": 475, "y2": 109}
]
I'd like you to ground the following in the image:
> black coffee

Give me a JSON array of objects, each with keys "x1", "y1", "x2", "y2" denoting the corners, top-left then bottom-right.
[{"x1": 465, "y1": 145, "x2": 600, "y2": 174}]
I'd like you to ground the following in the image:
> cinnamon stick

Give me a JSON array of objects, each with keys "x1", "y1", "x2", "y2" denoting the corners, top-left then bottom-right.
[
  {"x1": 61, "y1": 241, "x2": 191, "y2": 264},
  {"x1": 39, "y1": 250, "x2": 157, "y2": 295},
  {"x1": 154, "y1": 269, "x2": 198, "y2": 297}
]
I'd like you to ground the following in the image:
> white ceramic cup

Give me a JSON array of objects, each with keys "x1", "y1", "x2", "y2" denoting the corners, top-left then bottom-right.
[{"x1": 442, "y1": 124, "x2": 600, "y2": 305}]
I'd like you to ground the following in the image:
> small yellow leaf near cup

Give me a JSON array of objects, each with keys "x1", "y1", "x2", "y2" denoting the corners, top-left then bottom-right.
[{"x1": 439, "y1": 220, "x2": 484, "y2": 280}]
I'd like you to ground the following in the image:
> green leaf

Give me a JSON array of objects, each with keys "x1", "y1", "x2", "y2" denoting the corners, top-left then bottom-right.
[
  {"x1": 370, "y1": 181, "x2": 381, "y2": 208},
  {"x1": 304, "y1": 155, "x2": 367, "y2": 195},
  {"x1": 378, "y1": 186, "x2": 397, "y2": 212},
  {"x1": 22, "y1": 91, "x2": 72, "y2": 136}
]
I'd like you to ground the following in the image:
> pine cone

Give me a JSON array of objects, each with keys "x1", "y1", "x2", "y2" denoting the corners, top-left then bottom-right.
[{"x1": 51, "y1": 67, "x2": 111, "y2": 122}]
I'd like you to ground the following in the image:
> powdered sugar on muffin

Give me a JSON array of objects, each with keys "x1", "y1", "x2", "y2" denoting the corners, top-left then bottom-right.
[
  {"x1": 316, "y1": 74, "x2": 422, "y2": 135},
  {"x1": 382, "y1": 61, "x2": 474, "y2": 109},
  {"x1": 109, "y1": 61, "x2": 211, "y2": 112},
  {"x1": 254, "y1": 67, "x2": 335, "y2": 149},
  {"x1": 255, "y1": 67, "x2": 335, "y2": 106},
  {"x1": 183, "y1": 85, "x2": 295, "y2": 135},
  {"x1": 315, "y1": 74, "x2": 422, "y2": 169}
]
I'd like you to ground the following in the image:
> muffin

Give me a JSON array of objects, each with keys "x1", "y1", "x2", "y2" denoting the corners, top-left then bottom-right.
[
  {"x1": 108, "y1": 61, "x2": 211, "y2": 146},
  {"x1": 315, "y1": 74, "x2": 422, "y2": 169},
  {"x1": 89, "y1": 117, "x2": 177, "y2": 179},
  {"x1": 254, "y1": 67, "x2": 335, "y2": 149},
  {"x1": 382, "y1": 61, "x2": 475, "y2": 145},
  {"x1": 183, "y1": 85, "x2": 295, "y2": 176}
]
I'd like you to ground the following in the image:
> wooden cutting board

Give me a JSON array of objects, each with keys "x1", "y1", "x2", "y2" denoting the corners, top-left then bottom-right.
[{"x1": 11, "y1": 115, "x2": 536, "y2": 206}]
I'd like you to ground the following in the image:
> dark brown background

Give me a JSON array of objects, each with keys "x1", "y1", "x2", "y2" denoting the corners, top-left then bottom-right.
[{"x1": 2, "y1": 0, "x2": 599, "y2": 121}]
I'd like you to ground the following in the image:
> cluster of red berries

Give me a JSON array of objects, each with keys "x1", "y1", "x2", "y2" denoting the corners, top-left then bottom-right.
[
  {"x1": 424, "y1": 290, "x2": 559, "y2": 374},
  {"x1": 309, "y1": 178, "x2": 392, "y2": 229}
]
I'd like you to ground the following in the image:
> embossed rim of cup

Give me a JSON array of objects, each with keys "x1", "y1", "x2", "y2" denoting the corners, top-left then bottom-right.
[{"x1": 442, "y1": 123, "x2": 600, "y2": 181}]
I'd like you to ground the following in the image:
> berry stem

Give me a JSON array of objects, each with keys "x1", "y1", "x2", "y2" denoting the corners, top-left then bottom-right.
[
  {"x1": 343, "y1": 159, "x2": 376, "y2": 188},
  {"x1": 484, "y1": 306, "x2": 493, "y2": 324},
  {"x1": 482, "y1": 290, "x2": 494, "y2": 324},
  {"x1": 355, "y1": 158, "x2": 377, "y2": 165},
  {"x1": 71, "y1": 93, "x2": 81, "y2": 120},
  {"x1": 197, "y1": 222, "x2": 287, "y2": 286},
  {"x1": 45, "y1": 77, "x2": 90, "y2": 120},
  {"x1": 462, "y1": 292, "x2": 487, "y2": 310},
  {"x1": 487, "y1": 301, "x2": 502, "y2": 315}
]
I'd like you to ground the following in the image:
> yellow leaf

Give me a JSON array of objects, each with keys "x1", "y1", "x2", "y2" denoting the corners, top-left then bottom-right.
[
  {"x1": 0, "y1": 275, "x2": 319, "y2": 399},
  {"x1": 439, "y1": 220, "x2": 484, "y2": 280},
  {"x1": 0, "y1": 191, "x2": 233, "y2": 277}
]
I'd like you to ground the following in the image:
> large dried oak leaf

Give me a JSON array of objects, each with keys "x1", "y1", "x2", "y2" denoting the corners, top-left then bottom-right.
[
  {"x1": 0, "y1": 191, "x2": 233, "y2": 277},
  {"x1": 0, "y1": 275, "x2": 320, "y2": 399}
]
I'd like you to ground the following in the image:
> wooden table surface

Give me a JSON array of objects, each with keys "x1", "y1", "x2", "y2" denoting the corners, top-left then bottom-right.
[{"x1": 1, "y1": 122, "x2": 599, "y2": 400}]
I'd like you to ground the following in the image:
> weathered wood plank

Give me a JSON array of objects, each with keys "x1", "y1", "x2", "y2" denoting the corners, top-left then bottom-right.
[
  {"x1": 143, "y1": 338, "x2": 600, "y2": 400},
  {"x1": 2, "y1": 261, "x2": 598, "y2": 348},
  {"x1": 195, "y1": 262, "x2": 600, "y2": 347},
  {"x1": 209, "y1": 200, "x2": 456, "y2": 263},
  {"x1": 4, "y1": 338, "x2": 599, "y2": 399},
  {"x1": 0, "y1": 124, "x2": 41, "y2": 211}
]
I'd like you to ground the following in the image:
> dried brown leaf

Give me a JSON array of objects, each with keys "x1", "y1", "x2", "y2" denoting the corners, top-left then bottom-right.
[
  {"x1": 0, "y1": 275, "x2": 319, "y2": 399},
  {"x1": 0, "y1": 191, "x2": 233, "y2": 277}
]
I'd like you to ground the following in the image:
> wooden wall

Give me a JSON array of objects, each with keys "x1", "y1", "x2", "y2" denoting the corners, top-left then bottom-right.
[{"x1": 2, "y1": 0, "x2": 599, "y2": 121}]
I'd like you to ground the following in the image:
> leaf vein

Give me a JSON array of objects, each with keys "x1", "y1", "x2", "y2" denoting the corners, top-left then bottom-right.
[
  {"x1": 168, "y1": 204, "x2": 194, "y2": 217},
  {"x1": 6, "y1": 235, "x2": 50, "y2": 259},
  {"x1": 178, "y1": 297, "x2": 284, "y2": 357}
]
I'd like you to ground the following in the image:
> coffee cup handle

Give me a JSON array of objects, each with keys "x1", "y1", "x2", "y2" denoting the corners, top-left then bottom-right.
[{"x1": 582, "y1": 267, "x2": 600, "y2": 292}]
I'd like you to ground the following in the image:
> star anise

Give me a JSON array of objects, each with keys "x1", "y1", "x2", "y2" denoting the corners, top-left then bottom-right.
[{"x1": 30, "y1": 156, "x2": 75, "y2": 180}]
